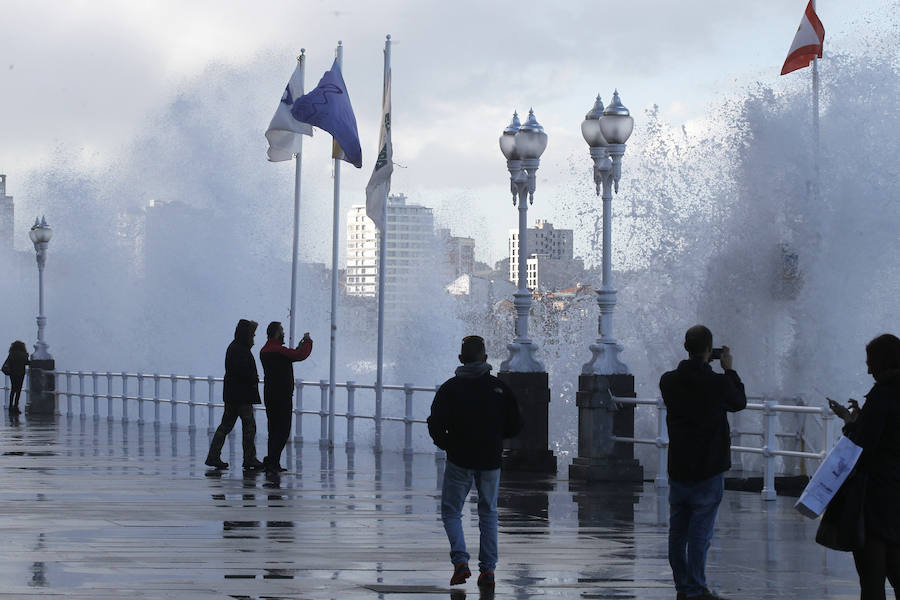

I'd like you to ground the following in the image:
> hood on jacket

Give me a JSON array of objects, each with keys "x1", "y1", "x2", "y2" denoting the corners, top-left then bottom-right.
[
  {"x1": 675, "y1": 358, "x2": 713, "y2": 382},
  {"x1": 233, "y1": 319, "x2": 258, "y2": 347},
  {"x1": 455, "y1": 361, "x2": 493, "y2": 378}
]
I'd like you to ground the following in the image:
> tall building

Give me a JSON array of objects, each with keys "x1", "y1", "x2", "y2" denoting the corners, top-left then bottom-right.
[
  {"x1": 508, "y1": 220, "x2": 574, "y2": 288},
  {"x1": 0, "y1": 174, "x2": 14, "y2": 251},
  {"x1": 346, "y1": 193, "x2": 435, "y2": 299},
  {"x1": 437, "y1": 228, "x2": 476, "y2": 278}
]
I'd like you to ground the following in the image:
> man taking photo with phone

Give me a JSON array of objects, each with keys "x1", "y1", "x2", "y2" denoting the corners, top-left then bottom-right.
[{"x1": 660, "y1": 325, "x2": 747, "y2": 600}]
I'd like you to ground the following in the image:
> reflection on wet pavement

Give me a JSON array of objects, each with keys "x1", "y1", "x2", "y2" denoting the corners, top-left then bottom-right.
[{"x1": 0, "y1": 412, "x2": 864, "y2": 598}]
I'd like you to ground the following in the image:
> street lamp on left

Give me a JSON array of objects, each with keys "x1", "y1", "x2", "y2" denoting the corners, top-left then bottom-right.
[{"x1": 29, "y1": 216, "x2": 53, "y2": 361}]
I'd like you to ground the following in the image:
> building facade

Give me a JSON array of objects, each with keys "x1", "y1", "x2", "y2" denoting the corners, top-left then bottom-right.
[
  {"x1": 0, "y1": 175, "x2": 14, "y2": 252},
  {"x1": 509, "y1": 220, "x2": 575, "y2": 289},
  {"x1": 346, "y1": 193, "x2": 435, "y2": 300},
  {"x1": 437, "y1": 228, "x2": 476, "y2": 279}
]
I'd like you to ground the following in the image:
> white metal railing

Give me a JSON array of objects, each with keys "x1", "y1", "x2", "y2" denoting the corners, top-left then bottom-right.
[
  {"x1": 5, "y1": 370, "x2": 439, "y2": 455},
  {"x1": 611, "y1": 394, "x2": 837, "y2": 500}
]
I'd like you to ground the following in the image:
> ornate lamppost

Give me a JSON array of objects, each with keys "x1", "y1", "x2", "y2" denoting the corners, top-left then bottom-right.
[
  {"x1": 498, "y1": 109, "x2": 547, "y2": 373},
  {"x1": 29, "y1": 216, "x2": 53, "y2": 360},
  {"x1": 27, "y1": 216, "x2": 56, "y2": 415},
  {"x1": 570, "y1": 91, "x2": 642, "y2": 482},
  {"x1": 496, "y1": 109, "x2": 556, "y2": 473}
]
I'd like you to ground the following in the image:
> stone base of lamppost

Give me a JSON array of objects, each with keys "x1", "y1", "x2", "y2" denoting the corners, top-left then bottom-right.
[
  {"x1": 26, "y1": 358, "x2": 56, "y2": 415},
  {"x1": 568, "y1": 373, "x2": 643, "y2": 482},
  {"x1": 498, "y1": 371, "x2": 556, "y2": 474}
]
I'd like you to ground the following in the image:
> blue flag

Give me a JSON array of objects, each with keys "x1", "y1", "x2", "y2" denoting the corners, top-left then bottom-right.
[{"x1": 290, "y1": 59, "x2": 362, "y2": 168}]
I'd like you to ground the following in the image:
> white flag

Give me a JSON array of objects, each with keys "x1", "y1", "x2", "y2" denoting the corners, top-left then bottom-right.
[
  {"x1": 265, "y1": 58, "x2": 314, "y2": 162},
  {"x1": 365, "y1": 72, "x2": 392, "y2": 231}
]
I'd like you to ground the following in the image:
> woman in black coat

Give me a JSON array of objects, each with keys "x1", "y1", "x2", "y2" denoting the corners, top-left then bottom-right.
[
  {"x1": 2, "y1": 341, "x2": 30, "y2": 414},
  {"x1": 830, "y1": 333, "x2": 900, "y2": 600}
]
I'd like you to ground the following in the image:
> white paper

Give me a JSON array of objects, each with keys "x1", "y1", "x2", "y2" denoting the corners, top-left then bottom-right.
[{"x1": 795, "y1": 436, "x2": 863, "y2": 519}]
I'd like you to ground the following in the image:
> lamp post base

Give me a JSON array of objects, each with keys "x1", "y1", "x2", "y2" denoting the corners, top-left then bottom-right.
[
  {"x1": 26, "y1": 358, "x2": 56, "y2": 415},
  {"x1": 569, "y1": 373, "x2": 643, "y2": 483},
  {"x1": 500, "y1": 341, "x2": 545, "y2": 373},
  {"x1": 498, "y1": 371, "x2": 556, "y2": 474}
]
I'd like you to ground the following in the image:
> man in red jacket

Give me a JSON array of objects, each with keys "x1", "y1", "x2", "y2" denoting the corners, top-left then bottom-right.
[{"x1": 259, "y1": 321, "x2": 313, "y2": 474}]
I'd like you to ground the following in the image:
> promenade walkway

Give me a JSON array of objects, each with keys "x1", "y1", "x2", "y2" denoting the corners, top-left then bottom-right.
[{"x1": 0, "y1": 412, "x2": 864, "y2": 599}]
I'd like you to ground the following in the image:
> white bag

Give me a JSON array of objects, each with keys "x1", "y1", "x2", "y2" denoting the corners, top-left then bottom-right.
[{"x1": 795, "y1": 435, "x2": 863, "y2": 519}]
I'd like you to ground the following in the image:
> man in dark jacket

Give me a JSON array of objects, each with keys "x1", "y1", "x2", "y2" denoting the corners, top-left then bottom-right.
[
  {"x1": 428, "y1": 335, "x2": 522, "y2": 590},
  {"x1": 259, "y1": 321, "x2": 313, "y2": 474},
  {"x1": 659, "y1": 325, "x2": 746, "y2": 600},
  {"x1": 205, "y1": 319, "x2": 264, "y2": 470}
]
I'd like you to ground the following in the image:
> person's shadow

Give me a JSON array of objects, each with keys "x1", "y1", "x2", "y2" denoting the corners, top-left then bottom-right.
[{"x1": 449, "y1": 589, "x2": 494, "y2": 599}]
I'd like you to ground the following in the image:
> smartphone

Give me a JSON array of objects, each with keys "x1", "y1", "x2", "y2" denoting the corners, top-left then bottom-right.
[{"x1": 710, "y1": 347, "x2": 723, "y2": 360}]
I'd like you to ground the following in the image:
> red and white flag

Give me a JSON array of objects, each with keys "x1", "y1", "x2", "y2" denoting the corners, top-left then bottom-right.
[{"x1": 781, "y1": 1, "x2": 825, "y2": 75}]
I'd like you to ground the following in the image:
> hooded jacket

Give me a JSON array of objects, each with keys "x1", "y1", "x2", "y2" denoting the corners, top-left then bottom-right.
[
  {"x1": 659, "y1": 359, "x2": 746, "y2": 481},
  {"x1": 427, "y1": 362, "x2": 523, "y2": 470},
  {"x1": 223, "y1": 319, "x2": 261, "y2": 406},
  {"x1": 259, "y1": 337, "x2": 313, "y2": 403}
]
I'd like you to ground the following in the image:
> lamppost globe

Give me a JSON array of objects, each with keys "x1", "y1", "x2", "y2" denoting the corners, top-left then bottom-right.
[
  {"x1": 29, "y1": 216, "x2": 53, "y2": 244},
  {"x1": 514, "y1": 108, "x2": 548, "y2": 159},
  {"x1": 581, "y1": 95, "x2": 608, "y2": 148},
  {"x1": 499, "y1": 111, "x2": 521, "y2": 160},
  {"x1": 599, "y1": 90, "x2": 634, "y2": 145}
]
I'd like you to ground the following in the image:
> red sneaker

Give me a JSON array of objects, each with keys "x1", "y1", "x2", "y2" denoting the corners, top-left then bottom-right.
[
  {"x1": 450, "y1": 562, "x2": 471, "y2": 585},
  {"x1": 477, "y1": 570, "x2": 495, "y2": 588}
]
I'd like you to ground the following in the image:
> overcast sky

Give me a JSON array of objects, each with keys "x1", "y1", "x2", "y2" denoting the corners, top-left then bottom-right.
[{"x1": 1, "y1": 0, "x2": 895, "y2": 265}]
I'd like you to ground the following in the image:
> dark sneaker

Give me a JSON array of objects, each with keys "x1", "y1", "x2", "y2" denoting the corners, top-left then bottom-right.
[
  {"x1": 697, "y1": 592, "x2": 727, "y2": 600},
  {"x1": 477, "y1": 571, "x2": 495, "y2": 588},
  {"x1": 205, "y1": 457, "x2": 229, "y2": 469},
  {"x1": 450, "y1": 562, "x2": 471, "y2": 585},
  {"x1": 243, "y1": 458, "x2": 265, "y2": 471}
]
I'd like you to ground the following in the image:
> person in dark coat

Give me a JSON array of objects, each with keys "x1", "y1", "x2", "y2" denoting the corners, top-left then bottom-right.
[
  {"x1": 829, "y1": 333, "x2": 900, "y2": 600},
  {"x1": 205, "y1": 319, "x2": 264, "y2": 470},
  {"x1": 259, "y1": 321, "x2": 312, "y2": 474},
  {"x1": 428, "y1": 335, "x2": 522, "y2": 590},
  {"x1": 659, "y1": 325, "x2": 746, "y2": 600},
  {"x1": 2, "y1": 341, "x2": 30, "y2": 414}
]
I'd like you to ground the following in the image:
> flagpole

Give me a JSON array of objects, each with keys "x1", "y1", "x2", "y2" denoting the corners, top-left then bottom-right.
[
  {"x1": 289, "y1": 49, "x2": 306, "y2": 348},
  {"x1": 374, "y1": 34, "x2": 391, "y2": 454},
  {"x1": 326, "y1": 41, "x2": 343, "y2": 449},
  {"x1": 811, "y1": 0, "x2": 820, "y2": 205}
]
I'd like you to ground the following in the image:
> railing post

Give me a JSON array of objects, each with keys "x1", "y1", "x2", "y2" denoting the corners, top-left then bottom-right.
[
  {"x1": 170, "y1": 374, "x2": 178, "y2": 429},
  {"x1": 319, "y1": 379, "x2": 329, "y2": 449},
  {"x1": 153, "y1": 374, "x2": 161, "y2": 426},
  {"x1": 403, "y1": 383, "x2": 414, "y2": 457},
  {"x1": 78, "y1": 371, "x2": 86, "y2": 418},
  {"x1": 137, "y1": 374, "x2": 145, "y2": 424},
  {"x1": 188, "y1": 376, "x2": 196, "y2": 431},
  {"x1": 294, "y1": 378, "x2": 304, "y2": 444},
  {"x1": 66, "y1": 371, "x2": 73, "y2": 417},
  {"x1": 346, "y1": 381, "x2": 355, "y2": 451},
  {"x1": 121, "y1": 373, "x2": 129, "y2": 423},
  {"x1": 106, "y1": 373, "x2": 114, "y2": 422},
  {"x1": 91, "y1": 371, "x2": 99, "y2": 419},
  {"x1": 2, "y1": 373, "x2": 7, "y2": 408},
  {"x1": 206, "y1": 375, "x2": 216, "y2": 433},
  {"x1": 655, "y1": 397, "x2": 669, "y2": 488},
  {"x1": 762, "y1": 398, "x2": 777, "y2": 501},
  {"x1": 55, "y1": 372, "x2": 62, "y2": 416},
  {"x1": 822, "y1": 405, "x2": 835, "y2": 457}
]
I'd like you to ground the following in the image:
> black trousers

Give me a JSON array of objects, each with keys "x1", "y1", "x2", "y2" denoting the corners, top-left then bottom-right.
[
  {"x1": 264, "y1": 398, "x2": 292, "y2": 467},
  {"x1": 207, "y1": 403, "x2": 258, "y2": 464},
  {"x1": 853, "y1": 533, "x2": 900, "y2": 600},
  {"x1": 9, "y1": 374, "x2": 24, "y2": 408}
]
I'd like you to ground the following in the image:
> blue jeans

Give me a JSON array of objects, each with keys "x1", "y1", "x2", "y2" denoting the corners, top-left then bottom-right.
[
  {"x1": 441, "y1": 460, "x2": 501, "y2": 573},
  {"x1": 668, "y1": 473, "x2": 724, "y2": 597}
]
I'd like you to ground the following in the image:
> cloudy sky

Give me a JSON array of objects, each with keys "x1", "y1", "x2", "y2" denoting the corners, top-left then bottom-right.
[{"x1": 0, "y1": 0, "x2": 894, "y2": 265}]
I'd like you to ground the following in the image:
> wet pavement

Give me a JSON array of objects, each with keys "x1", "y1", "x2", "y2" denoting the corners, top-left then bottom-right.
[{"x1": 0, "y1": 412, "x2": 865, "y2": 599}]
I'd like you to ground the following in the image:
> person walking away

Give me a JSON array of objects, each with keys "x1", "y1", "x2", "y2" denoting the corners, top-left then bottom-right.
[
  {"x1": 2, "y1": 341, "x2": 30, "y2": 414},
  {"x1": 259, "y1": 321, "x2": 312, "y2": 474},
  {"x1": 659, "y1": 325, "x2": 747, "y2": 600},
  {"x1": 428, "y1": 335, "x2": 522, "y2": 590},
  {"x1": 205, "y1": 319, "x2": 265, "y2": 470},
  {"x1": 828, "y1": 333, "x2": 900, "y2": 600}
]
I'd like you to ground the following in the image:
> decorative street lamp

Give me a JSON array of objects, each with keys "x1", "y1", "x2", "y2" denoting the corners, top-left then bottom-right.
[
  {"x1": 29, "y1": 216, "x2": 53, "y2": 360},
  {"x1": 499, "y1": 108, "x2": 547, "y2": 373},
  {"x1": 580, "y1": 91, "x2": 634, "y2": 375}
]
